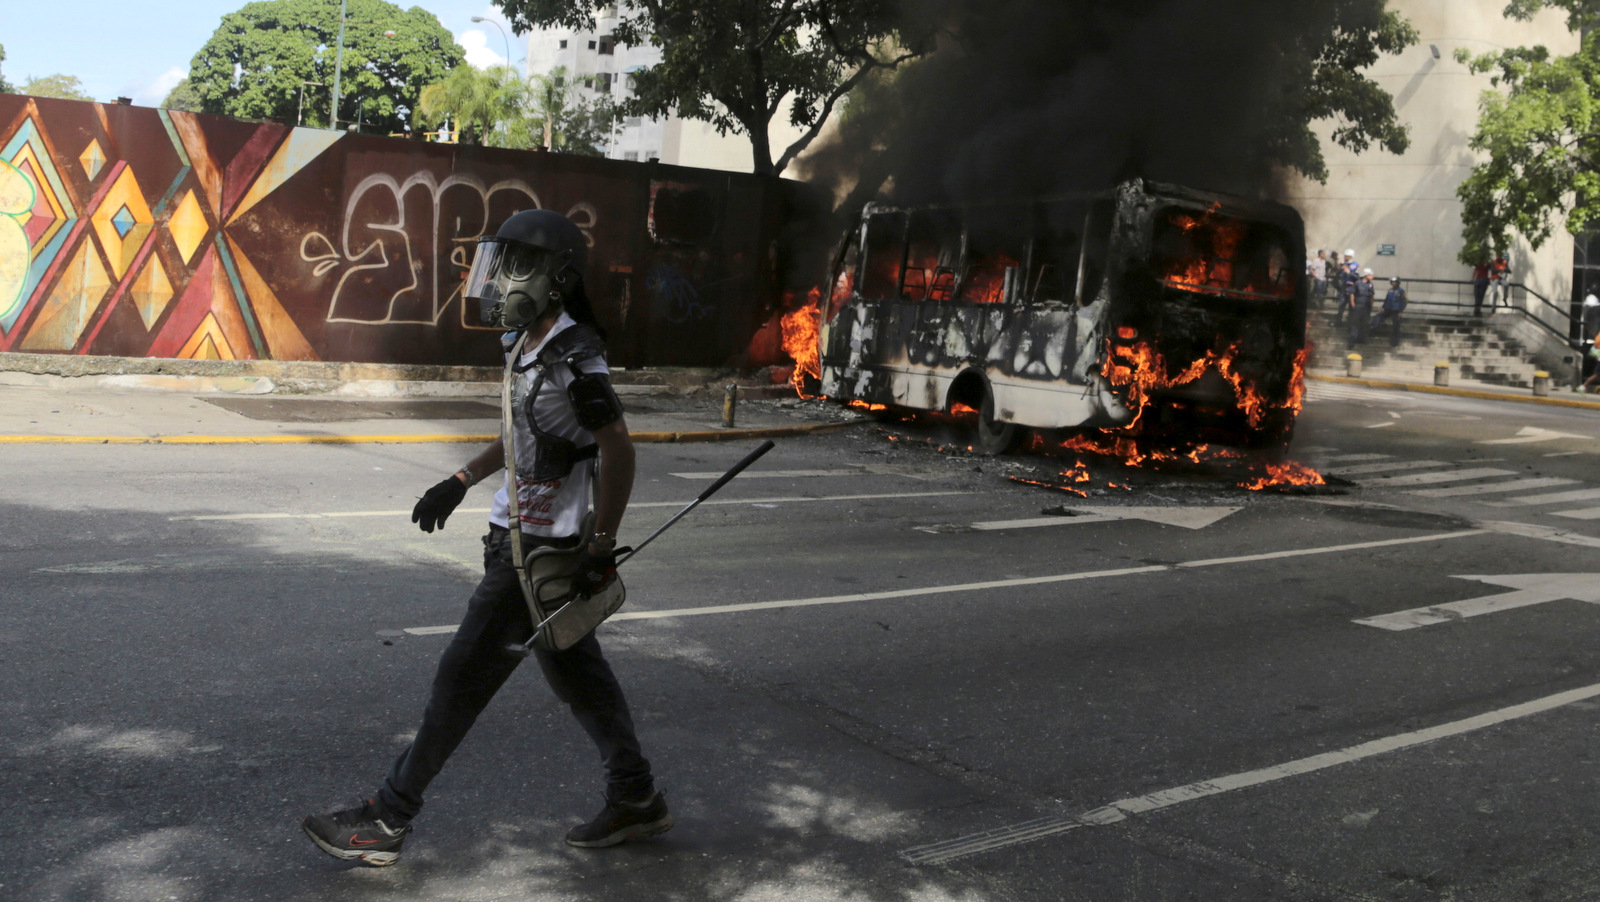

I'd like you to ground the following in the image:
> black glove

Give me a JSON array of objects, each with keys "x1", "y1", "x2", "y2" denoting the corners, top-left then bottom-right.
[
  {"x1": 571, "y1": 544, "x2": 625, "y2": 597},
  {"x1": 412, "y1": 475, "x2": 468, "y2": 533}
]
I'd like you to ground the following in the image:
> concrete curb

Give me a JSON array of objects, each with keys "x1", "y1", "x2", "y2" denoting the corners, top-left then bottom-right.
[
  {"x1": 0, "y1": 419, "x2": 873, "y2": 446},
  {"x1": 1308, "y1": 373, "x2": 1600, "y2": 410}
]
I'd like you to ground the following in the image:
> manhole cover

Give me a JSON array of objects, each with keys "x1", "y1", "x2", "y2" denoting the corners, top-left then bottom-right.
[{"x1": 204, "y1": 397, "x2": 499, "y2": 422}]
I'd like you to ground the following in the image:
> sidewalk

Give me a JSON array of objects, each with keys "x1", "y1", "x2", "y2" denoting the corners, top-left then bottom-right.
[
  {"x1": 1307, "y1": 367, "x2": 1600, "y2": 411},
  {"x1": 0, "y1": 367, "x2": 867, "y2": 446}
]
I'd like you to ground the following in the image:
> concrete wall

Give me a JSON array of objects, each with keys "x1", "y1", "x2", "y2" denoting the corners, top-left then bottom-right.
[
  {"x1": 1281, "y1": 0, "x2": 1577, "y2": 311},
  {"x1": 0, "y1": 94, "x2": 822, "y2": 368}
]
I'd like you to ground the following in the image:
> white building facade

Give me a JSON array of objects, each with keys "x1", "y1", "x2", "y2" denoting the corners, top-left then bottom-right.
[
  {"x1": 1282, "y1": 0, "x2": 1580, "y2": 311},
  {"x1": 524, "y1": 10, "x2": 808, "y2": 171}
]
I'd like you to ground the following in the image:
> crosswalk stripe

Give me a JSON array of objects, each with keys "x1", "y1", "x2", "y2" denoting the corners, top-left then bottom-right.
[
  {"x1": 1316, "y1": 453, "x2": 1393, "y2": 464},
  {"x1": 1552, "y1": 508, "x2": 1600, "y2": 521},
  {"x1": 1484, "y1": 488, "x2": 1600, "y2": 508},
  {"x1": 1360, "y1": 467, "x2": 1517, "y2": 487},
  {"x1": 1414, "y1": 479, "x2": 1574, "y2": 498},
  {"x1": 1410, "y1": 478, "x2": 1579, "y2": 498},
  {"x1": 1332, "y1": 460, "x2": 1450, "y2": 476}
]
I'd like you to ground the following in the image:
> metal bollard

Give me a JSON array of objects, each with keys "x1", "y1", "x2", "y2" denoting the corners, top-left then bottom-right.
[
  {"x1": 1346, "y1": 353, "x2": 1362, "y2": 377},
  {"x1": 1533, "y1": 370, "x2": 1550, "y2": 397},
  {"x1": 1435, "y1": 362, "x2": 1450, "y2": 387},
  {"x1": 722, "y1": 383, "x2": 738, "y2": 428}
]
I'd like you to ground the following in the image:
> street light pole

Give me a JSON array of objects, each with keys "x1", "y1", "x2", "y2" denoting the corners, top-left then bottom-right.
[
  {"x1": 329, "y1": 0, "x2": 349, "y2": 128},
  {"x1": 472, "y1": 16, "x2": 513, "y2": 75}
]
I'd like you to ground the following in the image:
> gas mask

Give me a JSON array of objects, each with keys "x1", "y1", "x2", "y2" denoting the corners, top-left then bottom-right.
[{"x1": 466, "y1": 238, "x2": 571, "y2": 330}]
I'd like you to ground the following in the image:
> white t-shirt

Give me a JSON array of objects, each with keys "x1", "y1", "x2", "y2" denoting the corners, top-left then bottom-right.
[
  {"x1": 489, "y1": 312, "x2": 610, "y2": 539},
  {"x1": 1307, "y1": 257, "x2": 1327, "y2": 281}
]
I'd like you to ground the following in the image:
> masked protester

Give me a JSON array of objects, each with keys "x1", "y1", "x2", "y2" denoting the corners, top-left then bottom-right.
[
  {"x1": 301, "y1": 210, "x2": 669, "y2": 866},
  {"x1": 1348, "y1": 268, "x2": 1376, "y2": 348},
  {"x1": 1370, "y1": 276, "x2": 1407, "y2": 349}
]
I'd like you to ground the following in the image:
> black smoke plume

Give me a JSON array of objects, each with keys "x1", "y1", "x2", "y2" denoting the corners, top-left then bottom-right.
[{"x1": 801, "y1": 0, "x2": 1393, "y2": 208}]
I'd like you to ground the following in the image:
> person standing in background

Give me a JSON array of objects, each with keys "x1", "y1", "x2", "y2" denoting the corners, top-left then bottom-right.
[
  {"x1": 1370, "y1": 276, "x2": 1407, "y2": 349},
  {"x1": 1581, "y1": 294, "x2": 1600, "y2": 393},
  {"x1": 1349, "y1": 268, "x2": 1376, "y2": 348},
  {"x1": 1307, "y1": 249, "x2": 1328, "y2": 310},
  {"x1": 1472, "y1": 259, "x2": 1491, "y2": 317}
]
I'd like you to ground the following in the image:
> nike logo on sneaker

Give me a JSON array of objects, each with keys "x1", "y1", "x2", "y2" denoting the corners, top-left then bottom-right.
[{"x1": 349, "y1": 834, "x2": 382, "y2": 846}]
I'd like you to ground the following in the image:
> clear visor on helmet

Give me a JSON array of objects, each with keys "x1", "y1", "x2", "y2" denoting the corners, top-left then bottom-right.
[{"x1": 464, "y1": 237, "x2": 561, "y2": 303}]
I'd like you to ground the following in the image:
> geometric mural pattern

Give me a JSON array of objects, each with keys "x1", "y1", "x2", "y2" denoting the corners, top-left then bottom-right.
[{"x1": 0, "y1": 93, "x2": 805, "y2": 368}]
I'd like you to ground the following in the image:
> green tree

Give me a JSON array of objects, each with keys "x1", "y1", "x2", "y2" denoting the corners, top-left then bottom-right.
[
  {"x1": 521, "y1": 67, "x2": 616, "y2": 155},
  {"x1": 161, "y1": 77, "x2": 205, "y2": 112},
  {"x1": 189, "y1": 0, "x2": 464, "y2": 133},
  {"x1": 1455, "y1": 1, "x2": 1600, "y2": 263},
  {"x1": 21, "y1": 74, "x2": 93, "y2": 101},
  {"x1": 496, "y1": 0, "x2": 928, "y2": 176},
  {"x1": 0, "y1": 45, "x2": 13, "y2": 94},
  {"x1": 417, "y1": 64, "x2": 527, "y2": 146}
]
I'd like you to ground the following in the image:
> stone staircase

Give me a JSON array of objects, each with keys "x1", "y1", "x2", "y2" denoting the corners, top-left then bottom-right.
[{"x1": 1305, "y1": 310, "x2": 1545, "y2": 388}]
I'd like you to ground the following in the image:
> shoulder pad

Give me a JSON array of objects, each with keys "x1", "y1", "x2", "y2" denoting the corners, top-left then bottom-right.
[{"x1": 538, "y1": 323, "x2": 607, "y2": 368}]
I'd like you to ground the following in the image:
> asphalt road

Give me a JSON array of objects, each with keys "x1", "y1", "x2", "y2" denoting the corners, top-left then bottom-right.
[{"x1": 6, "y1": 382, "x2": 1600, "y2": 901}]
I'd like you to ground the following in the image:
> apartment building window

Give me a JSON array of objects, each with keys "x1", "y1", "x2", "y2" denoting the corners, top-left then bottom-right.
[
  {"x1": 587, "y1": 40, "x2": 597, "y2": 49},
  {"x1": 624, "y1": 116, "x2": 642, "y2": 127},
  {"x1": 559, "y1": 39, "x2": 567, "y2": 49},
  {"x1": 598, "y1": 35, "x2": 615, "y2": 55},
  {"x1": 597, "y1": 72, "x2": 613, "y2": 92},
  {"x1": 623, "y1": 151, "x2": 639, "y2": 161}
]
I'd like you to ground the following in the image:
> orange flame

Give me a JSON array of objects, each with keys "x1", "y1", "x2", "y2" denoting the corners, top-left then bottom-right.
[
  {"x1": 1239, "y1": 460, "x2": 1325, "y2": 491},
  {"x1": 781, "y1": 288, "x2": 823, "y2": 397},
  {"x1": 950, "y1": 402, "x2": 979, "y2": 416}
]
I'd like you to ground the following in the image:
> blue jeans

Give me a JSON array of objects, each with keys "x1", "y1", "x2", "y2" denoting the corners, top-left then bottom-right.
[{"x1": 378, "y1": 527, "x2": 654, "y2": 821}]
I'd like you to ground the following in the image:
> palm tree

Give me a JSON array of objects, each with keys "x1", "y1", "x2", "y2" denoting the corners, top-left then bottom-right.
[{"x1": 417, "y1": 65, "x2": 527, "y2": 147}]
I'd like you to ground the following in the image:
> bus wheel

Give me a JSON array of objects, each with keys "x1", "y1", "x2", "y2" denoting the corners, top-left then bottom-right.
[{"x1": 976, "y1": 390, "x2": 1021, "y2": 454}]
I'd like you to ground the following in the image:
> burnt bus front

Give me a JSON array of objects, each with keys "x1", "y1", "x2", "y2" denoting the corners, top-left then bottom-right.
[
  {"x1": 818, "y1": 179, "x2": 1308, "y2": 450},
  {"x1": 1100, "y1": 182, "x2": 1308, "y2": 448}
]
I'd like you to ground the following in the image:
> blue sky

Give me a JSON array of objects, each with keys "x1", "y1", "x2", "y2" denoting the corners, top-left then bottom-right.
[{"x1": 1, "y1": 0, "x2": 518, "y2": 104}]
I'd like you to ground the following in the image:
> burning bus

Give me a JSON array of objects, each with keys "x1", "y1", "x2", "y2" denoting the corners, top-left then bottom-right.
[{"x1": 816, "y1": 179, "x2": 1308, "y2": 453}]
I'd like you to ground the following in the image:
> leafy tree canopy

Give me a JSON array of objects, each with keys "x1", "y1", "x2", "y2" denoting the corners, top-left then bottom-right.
[
  {"x1": 161, "y1": 78, "x2": 205, "y2": 112},
  {"x1": 0, "y1": 45, "x2": 13, "y2": 94},
  {"x1": 189, "y1": 0, "x2": 464, "y2": 133},
  {"x1": 21, "y1": 74, "x2": 93, "y2": 101},
  {"x1": 1454, "y1": 0, "x2": 1600, "y2": 263},
  {"x1": 417, "y1": 64, "x2": 528, "y2": 146},
  {"x1": 495, "y1": 0, "x2": 928, "y2": 176}
]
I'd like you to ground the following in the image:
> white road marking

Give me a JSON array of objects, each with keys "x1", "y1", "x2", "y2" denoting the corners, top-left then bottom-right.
[
  {"x1": 1409, "y1": 478, "x2": 1578, "y2": 498},
  {"x1": 402, "y1": 529, "x2": 1487, "y2": 635},
  {"x1": 1480, "y1": 520, "x2": 1600, "y2": 549},
  {"x1": 919, "y1": 507, "x2": 1242, "y2": 533},
  {"x1": 1353, "y1": 573, "x2": 1600, "y2": 630},
  {"x1": 902, "y1": 680, "x2": 1600, "y2": 865},
  {"x1": 171, "y1": 491, "x2": 975, "y2": 522},
  {"x1": 1366, "y1": 421, "x2": 1395, "y2": 429},
  {"x1": 1332, "y1": 459, "x2": 1449, "y2": 475},
  {"x1": 1544, "y1": 451, "x2": 1588, "y2": 458},
  {"x1": 1388, "y1": 411, "x2": 1402, "y2": 418},
  {"x1": 1359, "y1": 467, "x2": 1517, "y2": 487},
  {"x1": 1552, "y1": 507, "x2": 1600, "y2": 521},
  {"x1": 1316, "y1": 453, "x2": 1392, "y2": 463},
  {"x1": 1477, "y1": 426, "x2": 1592, "y2": 445},
  {"x1": 670, "y1": 469, "x2": 860, "y2": 479},
  {"x1": 1484, "y1": 488, "x2": 1600, "y2": 508}
]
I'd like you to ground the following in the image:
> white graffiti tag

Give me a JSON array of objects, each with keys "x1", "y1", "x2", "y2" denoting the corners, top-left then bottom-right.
[{"x1": 301, "y1": 172, "x2": 596, "y2": 327}]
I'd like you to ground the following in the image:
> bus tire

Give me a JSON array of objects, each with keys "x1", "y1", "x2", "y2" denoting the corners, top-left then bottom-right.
[{"x1": 976, "y1": 390, "x2": 1022, "y2": 455}]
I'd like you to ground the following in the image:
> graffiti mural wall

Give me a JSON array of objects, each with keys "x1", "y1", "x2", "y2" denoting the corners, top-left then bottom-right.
[{"x1": 0, "y1": 94, "x2": 824, "y2": 368}]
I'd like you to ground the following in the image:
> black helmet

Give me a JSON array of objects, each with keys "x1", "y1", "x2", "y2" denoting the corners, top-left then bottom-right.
[
  {"x1": 466, "y1": 209, "x2": 590, "y2": 329},
  {"x1": 494, "y1": 209, "x2": 588, "y2": 279}
]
